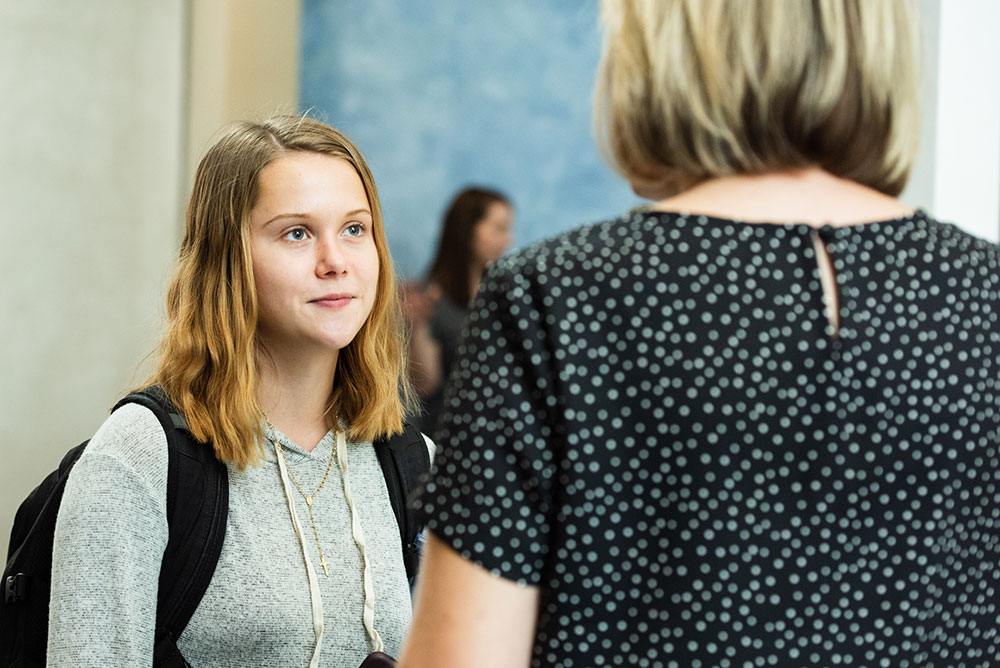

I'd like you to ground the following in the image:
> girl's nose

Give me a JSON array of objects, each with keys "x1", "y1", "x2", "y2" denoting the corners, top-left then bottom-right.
[{"x1": 315, "y1": 236, "x2": 347, "y2": 276}]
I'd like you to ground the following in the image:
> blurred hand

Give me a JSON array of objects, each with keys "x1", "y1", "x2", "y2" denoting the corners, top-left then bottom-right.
[
  {"x1": 403, "y1": 282, "x2": 444, "y2": 395},
  {"x1": 402, "y1": 282, "x2": 441, "y2": 327}
]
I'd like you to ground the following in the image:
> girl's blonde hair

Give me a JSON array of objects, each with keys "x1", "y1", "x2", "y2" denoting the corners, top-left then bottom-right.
[
  {"x1": 595, "y1": 0, "x2": 922, "y2": 197},
  {"x1": 150, "y1": 115, "x2": 413, "y2": 469}
]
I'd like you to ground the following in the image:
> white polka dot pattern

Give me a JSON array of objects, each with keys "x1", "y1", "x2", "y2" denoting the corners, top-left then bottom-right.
[{"x1": 414, "y1": 210, "x2": 1000, "y2": 667}]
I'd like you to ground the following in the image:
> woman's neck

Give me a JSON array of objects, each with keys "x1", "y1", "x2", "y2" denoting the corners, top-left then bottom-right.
[
  {"x1": 651, "y1": 168, "x2": 914, "y2": 226},
  {"x1": 468, "y1": 273, "x2": 482, "y2": 304},
  {"x1": 256, "y1": 347, "x2": 339, "y2": 452}
]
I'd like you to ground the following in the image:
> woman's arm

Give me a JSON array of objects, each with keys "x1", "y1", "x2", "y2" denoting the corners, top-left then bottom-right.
[
  {"x1": 47, "y1": 404, "x2": 169, "y2": 666},
  {"x1": 399, "y1": 532, "x2": 540, "y2": 668}
]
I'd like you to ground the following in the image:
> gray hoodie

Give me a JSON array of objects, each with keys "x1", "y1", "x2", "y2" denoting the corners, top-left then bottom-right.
[{"x1": 48, "y1": 403, "x2": 426, "y2": 667}]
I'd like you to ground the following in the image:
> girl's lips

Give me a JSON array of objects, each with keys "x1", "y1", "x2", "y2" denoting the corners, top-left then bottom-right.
[{"x1": 310, "y1": 294, "x2": 352, "y2": 308}]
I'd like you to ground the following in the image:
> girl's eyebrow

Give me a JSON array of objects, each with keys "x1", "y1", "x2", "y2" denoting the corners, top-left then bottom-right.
[
  {"x1": 261, "y1": 213, "x2": 308, "y2": 227},
  {"x1": 343, "y1": 208, "x2": 373, "y2": 218},
  {"x1": 261, "y1": 208, "x2": 372, "y2": 228}
]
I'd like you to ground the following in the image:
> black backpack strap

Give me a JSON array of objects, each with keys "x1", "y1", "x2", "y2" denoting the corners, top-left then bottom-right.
[
  {"x1": 373, "y1": 423, "x2": 431, "y2": 582},
  {"x1": 114, "y1": 387, "x2": 228, "y2": 667},
  {"x1": 1, "y1": 441, "x2": 90, "y2": 664},
  {"x1": 5, "y1": 442, "x2": 87, "y2": 570}
]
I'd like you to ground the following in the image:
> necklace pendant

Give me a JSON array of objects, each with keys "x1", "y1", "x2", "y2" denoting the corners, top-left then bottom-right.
[
  {"x1": 305, "y1": 495, "x2": 313, "y2": 509},
  {"x1": 319, "y1": 558, "x2": 330, "y2": 576}
]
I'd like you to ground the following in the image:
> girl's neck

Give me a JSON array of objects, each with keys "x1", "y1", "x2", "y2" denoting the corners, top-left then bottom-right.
[{"x1": 256, "y1": 347, "x2": 339, "y2": 452}]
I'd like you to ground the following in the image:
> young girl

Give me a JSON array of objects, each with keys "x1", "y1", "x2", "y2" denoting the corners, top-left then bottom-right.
[{"x1": 48, "y1": 116, "x2": 425, "y2": 666}]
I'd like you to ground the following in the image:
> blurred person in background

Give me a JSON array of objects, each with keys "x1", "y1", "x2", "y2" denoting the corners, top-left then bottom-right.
[
  {"x1": 400, "y1": 1, "x2": 1000, "y2": 666},
  {"x1": 404, "y1": 187, "x2": 513, "y2": 435}
]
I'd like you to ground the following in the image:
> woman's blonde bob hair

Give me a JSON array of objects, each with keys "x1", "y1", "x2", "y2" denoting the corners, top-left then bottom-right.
[
  {"x1": 150, "y1": 115, "x2": 413, "y2": 469},
  {"x1": 595, "y1": 0, "x2": 922, "y2": 197}
]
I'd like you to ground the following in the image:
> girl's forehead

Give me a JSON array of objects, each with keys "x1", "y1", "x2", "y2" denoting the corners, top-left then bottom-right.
[{"x1": 251, "y1": 153, "x2": 370, "y2": 225}]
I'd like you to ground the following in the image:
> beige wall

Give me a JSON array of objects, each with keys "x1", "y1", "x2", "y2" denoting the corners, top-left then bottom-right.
[
  {"x1": 0, "y1": 0, "x2": 300, "y2": 565},
  {"x1": 186, "y1": 0, "x2": 301, "y2": 182}
]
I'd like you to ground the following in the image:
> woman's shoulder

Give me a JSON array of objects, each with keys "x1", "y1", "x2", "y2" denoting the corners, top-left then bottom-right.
[
  {"x1": 483, "y1": 209, "x2": 667, "y2": 292},
  {"x1": 916, "y1": 212, "x2": 1000, "y2": 256},
  {"x1": 500, "y1": 208, "x2": 999, "y2": 270},
  {"x1": 86, "y1": 402, "x2": 168, "y2": 457},
  {"x1": 496, "y1": 208, "x2": 690, "y2": 273},
  {"x1": 73, "y1": 402, "x2": 171, "y2": 504}
]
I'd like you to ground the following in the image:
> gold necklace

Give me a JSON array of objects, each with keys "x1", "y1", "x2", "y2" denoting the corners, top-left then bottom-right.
[{"x1": 268, "y1": 419, "x2": 337, "y2": 577}]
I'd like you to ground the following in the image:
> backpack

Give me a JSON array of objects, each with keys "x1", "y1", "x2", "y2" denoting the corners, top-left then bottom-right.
[{"x1": 1, "y1": 387, "x2": 431, "y2": 668}]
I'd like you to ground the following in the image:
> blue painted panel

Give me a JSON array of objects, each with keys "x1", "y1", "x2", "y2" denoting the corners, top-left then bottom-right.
[{"x1": 301, "y1": 0, "x2": 639, "y2": 278}]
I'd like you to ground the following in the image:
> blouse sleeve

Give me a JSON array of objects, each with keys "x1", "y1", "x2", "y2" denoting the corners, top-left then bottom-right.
[
  {"x1": 47, "y1": 403, "x2": 170, "y2": 667},
  {"x1": 414, "y1": 254, "x2": 560, "y2": 585}
]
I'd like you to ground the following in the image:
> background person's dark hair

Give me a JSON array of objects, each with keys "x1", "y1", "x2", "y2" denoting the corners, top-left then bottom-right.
[{"x1": 426, "y1": 186, "x2": 510, "y2": 306}]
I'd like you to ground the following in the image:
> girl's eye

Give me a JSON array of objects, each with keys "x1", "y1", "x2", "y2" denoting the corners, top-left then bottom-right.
[
  {"x1": 284, "y1": 228, "x2": 308, "y2": 241},
  {"x1": 344, "y1": 223, "x2": 365, "y2": 237}
]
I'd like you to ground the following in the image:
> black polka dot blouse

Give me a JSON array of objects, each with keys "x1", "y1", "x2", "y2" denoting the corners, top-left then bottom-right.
[{"x1": 415, "y1": 209, "x2": 1000, "y2": 667}]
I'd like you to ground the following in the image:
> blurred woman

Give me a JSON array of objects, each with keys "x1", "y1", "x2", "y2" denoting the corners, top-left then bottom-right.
[
  {"x1": 49, "y1": 116, "x2": 425, "y2": 666},
  {"x1": 405, "y1": 187, "x2": 513, "y2": 434},
  {"x1": 401, "y1": 1, "x2": 1000, "y2": 666}
]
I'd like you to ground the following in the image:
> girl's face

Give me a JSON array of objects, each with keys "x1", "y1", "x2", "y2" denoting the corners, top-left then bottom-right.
[
  {"x1": 471, "y1": 201, "x2": 514, "y2": 268},
  {"x1": 249, "y1": 151, "x2": 379, "y2": 358}
]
